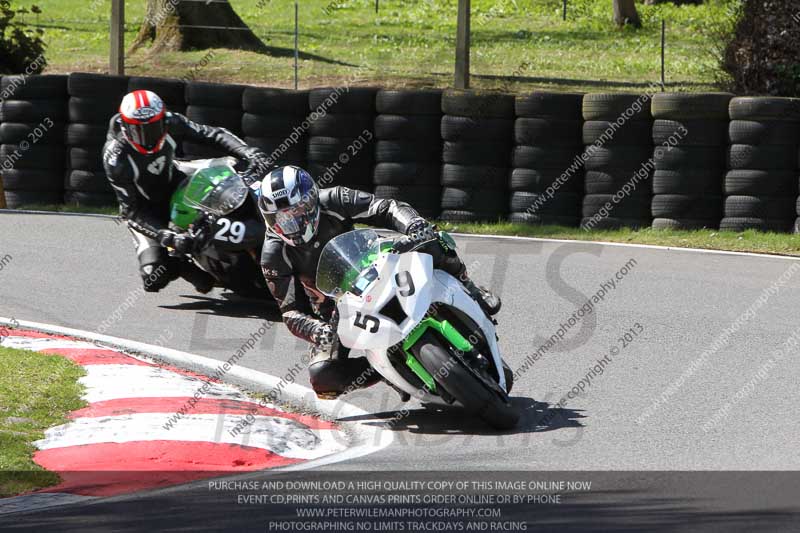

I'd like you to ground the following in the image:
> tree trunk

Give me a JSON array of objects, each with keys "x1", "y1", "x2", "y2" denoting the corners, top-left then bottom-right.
[
  {"x1": 613, "y1": 0, "x2": 642, "y2": 28},
  {"x1": 130, "y1": 0, "x2": 266, "y2": 54}
]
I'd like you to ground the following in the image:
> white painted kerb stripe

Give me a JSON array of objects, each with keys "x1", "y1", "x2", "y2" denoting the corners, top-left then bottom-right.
[
  {"x1": 79, "y1": 364, "x2": 246, "y2": 403},
  {"x1": 1, "y1": 337, "x2": 103, "y2": 351},
  {"x1": 35, "y1": 413, "x2": 348, "y2": 460}
]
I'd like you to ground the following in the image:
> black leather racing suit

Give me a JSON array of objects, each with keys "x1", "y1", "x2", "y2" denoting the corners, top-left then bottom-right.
[
  {"x1": 260, "y1": 186, "x2": 466, "y2": 396},
  {"x1": 103, "y1": 111, "x2": 260, "y2": 292}
]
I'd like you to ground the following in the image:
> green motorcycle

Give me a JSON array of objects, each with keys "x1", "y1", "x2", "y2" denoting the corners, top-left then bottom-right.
[{"x1": 169, "y1": 157, "x2": 270, "y2": 299}]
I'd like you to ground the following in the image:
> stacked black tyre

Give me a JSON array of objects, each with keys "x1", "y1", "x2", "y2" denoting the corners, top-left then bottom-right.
[
  {"x1": 373, "y1": 90, "x2": 442, "y2": 219},
  {"x1": 66, "y1": 73, "x2": 129, "y2": 206},
  {"x1": 439, "y1": 90, "x2": 514, "y2": 222},
  {"x1": 510, "y1": 92, "x2": 584, "y2": 226},
  {"x1": 183, "y1": 82, "x2": 245, "y2": 159},
  {"x1": 722, "y1": 97, "x2": 800, "y2": 233},
  {"x1": 0, "y1": 75, "x2": 68, "y2": 207},
  {"x1": 242, "y1": 88, "x2": 309, "y2": 169},
  {"x1": 581, "y1": 94, "x2": 653, "y2": 229},
  {"x1": 650, "y1": 93, "x2": 732, "y2": 230},
  {"x1": 129, "y1": 76, "x2": 186, "y2": 156},
  {"x1": 307, "y1": 88, "x2": 378, "y2": 191}
]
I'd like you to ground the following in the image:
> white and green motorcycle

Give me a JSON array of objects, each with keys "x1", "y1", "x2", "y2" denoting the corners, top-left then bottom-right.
[{"x1": 316, "y1": 229, "x2": 519, "y2": 430}]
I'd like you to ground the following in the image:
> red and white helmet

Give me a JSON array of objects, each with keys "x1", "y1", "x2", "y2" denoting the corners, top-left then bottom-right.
[{"x1": 119, "y1": 90, "x2": 167, "y2": 155}]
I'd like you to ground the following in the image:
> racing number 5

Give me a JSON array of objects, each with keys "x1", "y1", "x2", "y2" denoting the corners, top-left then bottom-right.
[{"x1": 354, "y1": 312, "x2": 380, "y2": 333}]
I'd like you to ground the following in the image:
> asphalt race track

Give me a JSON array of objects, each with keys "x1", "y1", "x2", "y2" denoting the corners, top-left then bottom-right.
[{"x1": 2, "y1": 212, "x2": 800, "y2": 532}]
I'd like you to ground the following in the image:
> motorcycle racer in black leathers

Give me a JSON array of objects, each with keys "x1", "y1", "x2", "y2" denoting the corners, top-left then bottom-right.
[
  {"x1": 103, "y1": 90, "x2": 271, "y2": 293},
  {"x1": 257, "y1": 165, "x2": 501, "y2": 399}
]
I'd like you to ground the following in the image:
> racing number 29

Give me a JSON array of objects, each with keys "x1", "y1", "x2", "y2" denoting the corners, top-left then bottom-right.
[{"x1": 214, "y1": 218, "x2": 246, "y2": 244}]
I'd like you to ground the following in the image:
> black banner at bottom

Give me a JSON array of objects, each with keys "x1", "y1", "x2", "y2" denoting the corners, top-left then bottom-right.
[{"x1": 2, "y1": 471, "x2": 800, "y2": 532}]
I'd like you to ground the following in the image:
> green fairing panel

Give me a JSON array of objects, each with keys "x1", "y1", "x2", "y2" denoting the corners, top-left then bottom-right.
[
  {"x1": 183, "y1": 166, "x2": 235, "y2": 208},
  {"x1": 170, "y1": 165, "x2": 243, "y2": 230},
  {"x1": 170, "y1": 178, "x2": 197, "y2": 230},
  {"x1": 402, "y1": 318, "x2": 475, "y2": 392}
]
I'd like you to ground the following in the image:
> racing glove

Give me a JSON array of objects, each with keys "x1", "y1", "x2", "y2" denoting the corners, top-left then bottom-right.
[
  {"x1": 241, "y1": 147, "x2": 272, "y2": 184},
  {"x1": 157, "y1": 229, "x2": 195, "y2": 255},
  {"x1": 311, "y1": 322, "x2": 336, "y2": 347},
  {"x1": 393, "y1": 218, "x2": 438, "y2": 253},
  {"x1": 405, "y1": 218, "x2": 437, "y2": 242},
  {"x1": 190, "y1": 222, "x2": 212, "y2": 253}
]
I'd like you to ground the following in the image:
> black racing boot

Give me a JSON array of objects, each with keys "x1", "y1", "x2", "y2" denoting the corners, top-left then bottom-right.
[
  {"x1": 461, "y1": 276, "x2": 502, "y2": 317},
  {"x1": 179, "y1": 261, "x2": 216, "y2": 294},
  {"x1": 140, "y1": 248, "x2": 179, "y2": 293},
  {"x1": 308, "y1": 344, "x2": 383, "y2": 400}
]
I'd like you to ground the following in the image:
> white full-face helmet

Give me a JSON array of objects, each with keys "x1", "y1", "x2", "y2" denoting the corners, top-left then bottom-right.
[{"x1": 258, "y1": 166, "x2": 321, "y2": 246}]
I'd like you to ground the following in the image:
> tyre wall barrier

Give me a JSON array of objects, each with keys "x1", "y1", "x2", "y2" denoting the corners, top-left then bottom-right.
[
  {"x1": 184, "y1": 81, "x2": 246, "y2": 160},
  {"x1": 0, "y1": 74, "x2": 68, "y2": 207},
  {"x1": 511, "y1": 92, "x2": 583, "y2": 228},
  {"x1": 243, "y1": 87, "x2": 309, "y2": 170},
  {"x1": 66, "y1": 72, "x2": 129, "y2": 207},
  {"x1": 439, "y1": 90, "x2": 514, "y2": 223},
  {"x1": 650, "y1": 93, "x2": 730, "y2": 231},
  {"x1": 307, "y1": 87, "x2": 377, "y2": 191},
  {"x1": 722, "y1": 97, "x2": 800, "y2": 233},
  {"x1": 0, "y1": 73, "x2": 798, "y2": 234},
  {"x1": 374, "y1": 89, "x2": 442, "y2": 220},
  {"x1": 581, "y1": 93, "x2": 653, "y2": 230}
]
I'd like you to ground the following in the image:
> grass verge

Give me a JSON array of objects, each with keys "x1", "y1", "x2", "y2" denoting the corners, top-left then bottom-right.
[
  {"x1": 7, "y1": 203, "x2": 799, "y2": 257},
  {"x1": 437, "y1": 221, "x2": 800, "y2": 257},
  {"x1": 0, "y1": 345, "x2": 86, "y2": 497},
  {"x1": 14, "y1": 0, "x2": 737, "y2": 93},
  {"x1": 7, "y1": 204, "x2": 119, "y2": 216}
]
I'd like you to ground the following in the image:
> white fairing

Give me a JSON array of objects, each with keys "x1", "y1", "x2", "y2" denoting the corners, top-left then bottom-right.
[
  {"x1": 335, "y1": 247, "x2": 506, "y2": 404},
  {"x1": 337, "y1": 252, "x2": 433, "y2": 351},
  {"x1": 174, "y1": 157, "x2": 237, "y2": 176}
]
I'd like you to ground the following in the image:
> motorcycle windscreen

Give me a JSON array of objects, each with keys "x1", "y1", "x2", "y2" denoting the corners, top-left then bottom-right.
[
  {"x1": 316, "y1": 229, "x2": 382, "y2": 298},
  {"x1": 183, "y1": 165, "x2": 248, "y2": 217},
  {"x1": 170, "y1": 178, "x2": 198, "y2": 230}
]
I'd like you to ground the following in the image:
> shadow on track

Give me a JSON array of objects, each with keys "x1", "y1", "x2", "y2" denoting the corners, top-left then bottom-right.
[
  {"x1": 341, "y1": 397, "x2": 584, "y2": 437},
  {"x1": 158, "y1": 292, "x2": 283, "y2": 321}
]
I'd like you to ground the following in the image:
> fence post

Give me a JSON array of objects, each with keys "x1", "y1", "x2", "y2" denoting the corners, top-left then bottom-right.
[
  {"x1": 294, "y1": 1, "x2": 299, "y2": 90},
  {"x1": 455, "y1": 0, "x2": 470, "y2": 89},
  {"x1": 661, "y1": 19, "x2": 666, "y2": 91},
  {"x1": 110, "y1": 0, "x2": 125, "y2": 75}
]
